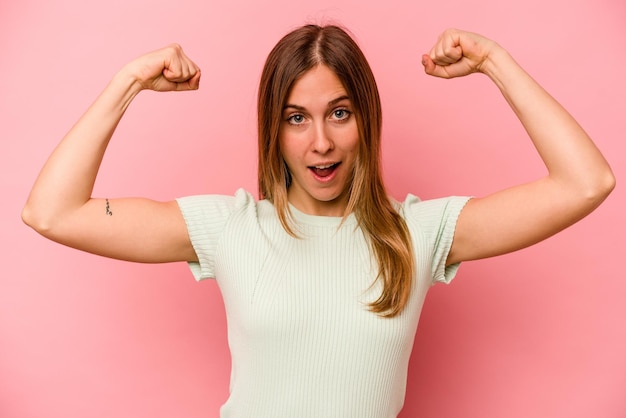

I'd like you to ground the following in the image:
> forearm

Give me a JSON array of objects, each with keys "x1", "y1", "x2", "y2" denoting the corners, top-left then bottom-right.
[
  {"x1": 23, "y1": 69, "x2": 143, "y2": 230},
  {"x1": 482, "y1": 47, "x2": 615, "y2": 198}
]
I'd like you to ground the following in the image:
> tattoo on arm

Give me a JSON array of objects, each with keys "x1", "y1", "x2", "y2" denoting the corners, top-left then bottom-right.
[{"x1": 105, "y1": 199, "x2": 113, "y2": 216}]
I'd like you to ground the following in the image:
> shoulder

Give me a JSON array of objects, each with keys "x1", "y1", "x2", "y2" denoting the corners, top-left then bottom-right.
[
  {"x1": 176, "y1": 188, "x2": 283, "y2": 231},
  {"x1": 395, "y1": 193, "x2": 472, "y2": 250},
  {"x1": 396, "y1": 194, "x2": 471, "y2": 225},
  {"x1": 176, "y1": 188, "x2": 256, "y2": 215},
  {"x1": 395, "y1": 194, "x2": 472, "y2": 284},
  {"x1": 175, "y1": 188, "x2": 265, "y2": 230},
  {"x1": 174, "y1": 189, "x2": 268, "y2": 280}
]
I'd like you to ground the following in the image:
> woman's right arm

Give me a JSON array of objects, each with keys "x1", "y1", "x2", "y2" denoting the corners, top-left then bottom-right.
[{"x1": 22, "y1": 44, "x2": 201, "y2": 263}]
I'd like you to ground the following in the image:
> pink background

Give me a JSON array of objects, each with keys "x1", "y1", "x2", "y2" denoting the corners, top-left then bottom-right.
[{"x1": 2, "y1": 0, "x2": 625, "y2": 417}]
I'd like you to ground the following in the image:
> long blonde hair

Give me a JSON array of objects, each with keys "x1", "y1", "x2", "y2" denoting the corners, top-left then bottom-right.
[{"x1": 257, "y1": 24, "x2": 414, "y2": 317}]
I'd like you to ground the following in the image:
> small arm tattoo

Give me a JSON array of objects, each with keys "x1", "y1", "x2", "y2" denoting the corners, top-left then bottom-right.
[{"x1": 105, "y1": 199, "x2": 113, "y2": 216}]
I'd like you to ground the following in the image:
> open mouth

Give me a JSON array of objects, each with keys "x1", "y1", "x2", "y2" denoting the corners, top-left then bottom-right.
[{"x1": 309, "y1": 162, "x2": 340, "y2": 179}]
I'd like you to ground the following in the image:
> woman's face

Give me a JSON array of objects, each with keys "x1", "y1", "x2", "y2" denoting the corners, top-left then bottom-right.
[{"x1": 279, "y1": 64, "x2": 360, "y2": 216}]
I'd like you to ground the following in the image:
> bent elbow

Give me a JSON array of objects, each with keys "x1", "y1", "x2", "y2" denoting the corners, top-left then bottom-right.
[
  {"x1": 595, "y1": 169, "x2": 615, "y2": 201},
  {"x1": 583, "y1": 169, "x2": 616, "y2": 209},
  {"x1": 22, "y1": 203, "x2": 35, "y2": 228},
  {"x1": 21, "y1": 203, "x2": 54, "y2": 236}
]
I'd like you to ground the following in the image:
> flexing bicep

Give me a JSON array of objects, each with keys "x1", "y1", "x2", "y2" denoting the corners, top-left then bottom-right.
[
  {"x1": 425, "y1": 31, "x2": 615, "y2": 266},
  {"x1": 25, "y1": 197, "x2": 197, "y2": 263},
  {"x1": 21, "y1": 44, "x2": 203, "y2": 263}
]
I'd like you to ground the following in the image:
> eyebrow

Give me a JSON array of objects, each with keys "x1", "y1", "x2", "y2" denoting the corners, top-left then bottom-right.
[{"x1": 283, "y1": 95, "x2": 351, "y2": 111}]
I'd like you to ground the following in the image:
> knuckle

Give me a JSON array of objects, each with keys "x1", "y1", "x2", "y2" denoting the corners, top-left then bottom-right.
[{"x1": 166, "y1": 43, "x2": 183, "y2": 56}]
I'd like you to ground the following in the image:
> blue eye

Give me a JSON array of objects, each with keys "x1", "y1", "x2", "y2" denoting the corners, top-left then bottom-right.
[
  {"x1": 288, "y1": 114, "x2": 305, "y2": 125},
  {"x1": 332, "y1": 109, "x2": 350, "y2": 120}
]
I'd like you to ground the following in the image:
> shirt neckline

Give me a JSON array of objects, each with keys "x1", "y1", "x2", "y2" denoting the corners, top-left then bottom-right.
[{"x1": 288, "y1": 203, "x2": 357, "y2": 228}]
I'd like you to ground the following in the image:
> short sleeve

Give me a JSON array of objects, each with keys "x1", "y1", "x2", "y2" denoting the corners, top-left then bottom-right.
[
  {"x1": 401, "y1": 194, "x2": 471, "y2": 285},
  {"x1": 175, "y1": 192, "x2": 239, "y2": 280}
]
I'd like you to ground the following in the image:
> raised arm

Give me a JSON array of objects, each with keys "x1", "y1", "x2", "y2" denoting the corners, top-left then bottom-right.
[
  {"x1": 420, "y1": 29, "x2": 615, "y2": 265},
  {"x1": 22, "y1": 44, "x2": 201, "y2": 263}
]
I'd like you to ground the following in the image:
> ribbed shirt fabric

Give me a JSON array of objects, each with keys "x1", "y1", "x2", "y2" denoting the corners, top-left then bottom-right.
[{"x1": 176, "y1": 189, "x2": 470, "y2": 418}]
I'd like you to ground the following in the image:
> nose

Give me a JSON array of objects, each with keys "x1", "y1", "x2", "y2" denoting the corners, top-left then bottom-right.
[{"x1": 312, "y1": 122, "x2": 334, "y2": 154}]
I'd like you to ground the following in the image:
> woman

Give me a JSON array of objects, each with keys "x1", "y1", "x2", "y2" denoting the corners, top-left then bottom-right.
[{"x1": 22, "y1": 24, "x2": 614, "y2": 417}]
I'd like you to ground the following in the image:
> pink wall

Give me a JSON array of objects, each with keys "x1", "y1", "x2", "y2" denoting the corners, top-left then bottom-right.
[{"x1": 2, "y1": 0, "x2": 624, "y2": 417}]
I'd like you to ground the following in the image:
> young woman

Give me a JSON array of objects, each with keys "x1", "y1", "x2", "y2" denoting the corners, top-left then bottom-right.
[{"x1": 22, "y1": 24, "x2": 614, "y2": 417}]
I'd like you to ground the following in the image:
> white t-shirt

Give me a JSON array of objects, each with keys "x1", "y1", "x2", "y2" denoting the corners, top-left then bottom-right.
[{"x1": 177, "y1": 189, "x2": 470, "y2": 418}]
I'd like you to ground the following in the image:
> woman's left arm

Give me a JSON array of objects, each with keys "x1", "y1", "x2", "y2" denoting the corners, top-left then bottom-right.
[{"x1": 421, "y1": 29, "x2": 616, "y2": 265}]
